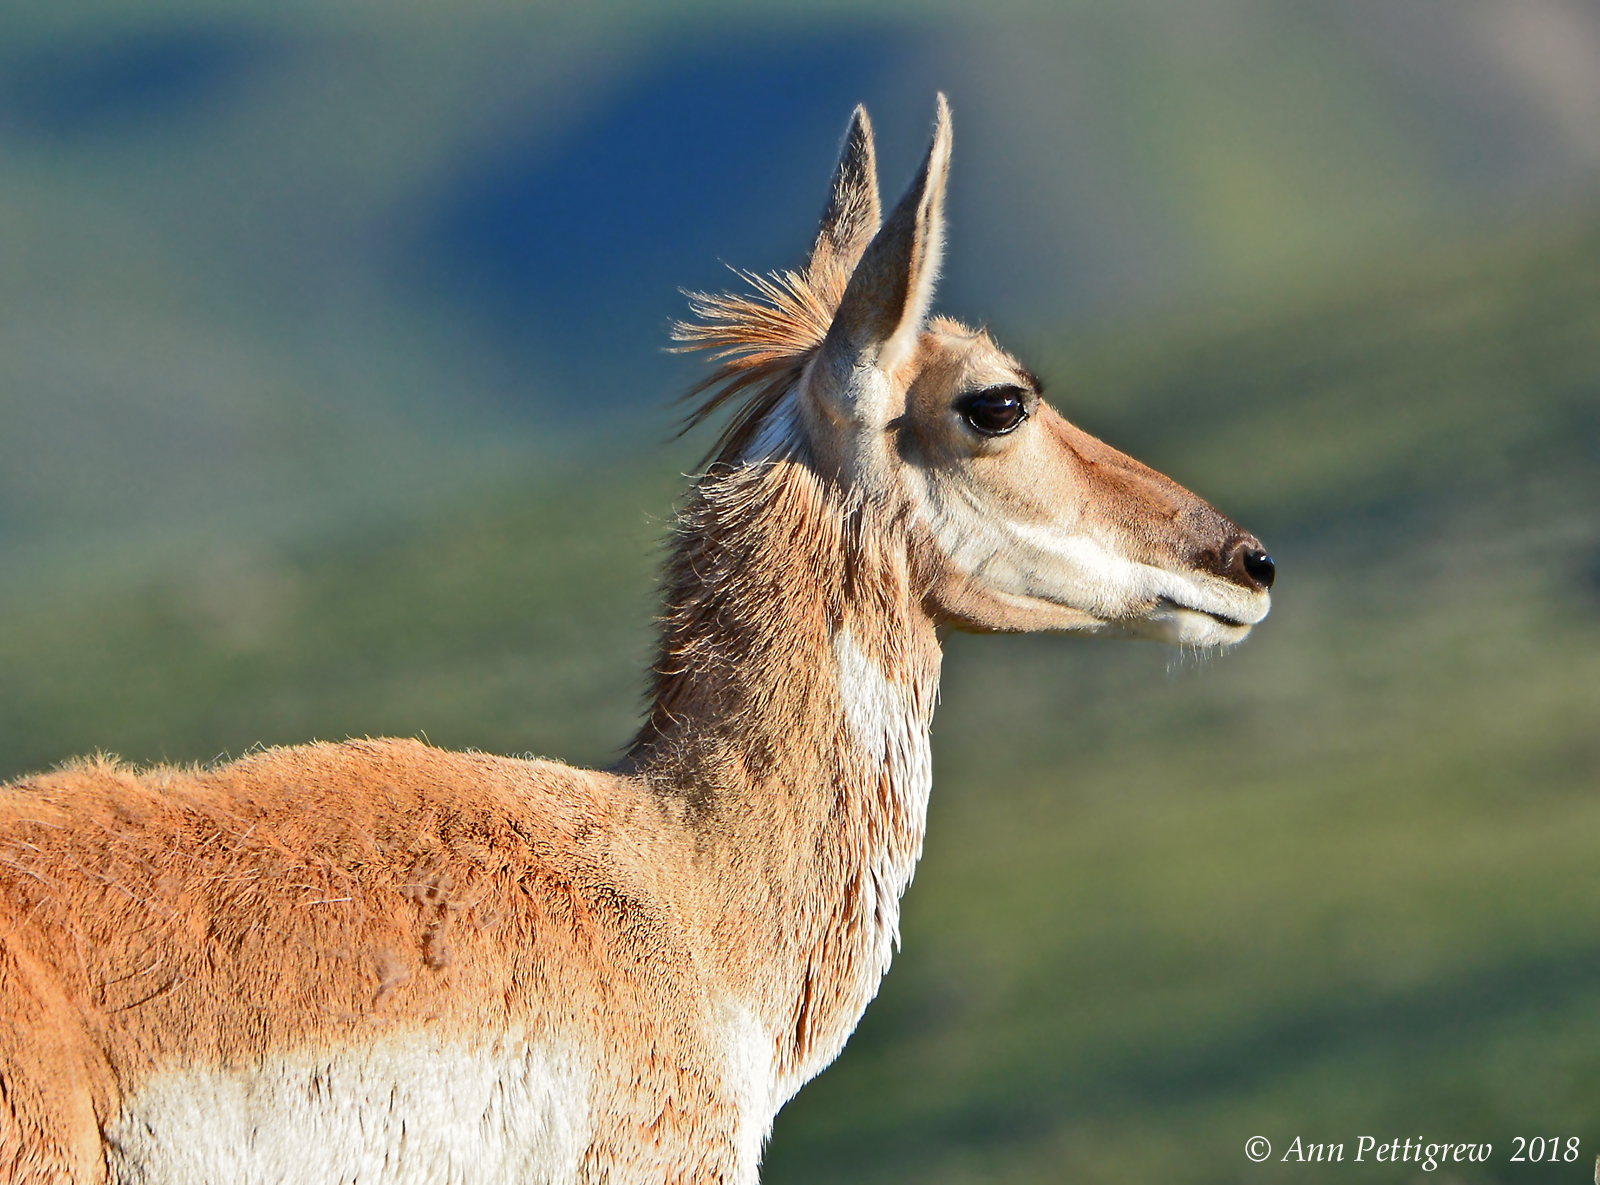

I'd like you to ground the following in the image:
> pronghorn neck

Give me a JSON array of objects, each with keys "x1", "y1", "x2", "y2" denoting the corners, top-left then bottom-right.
[{"x1": 628, "y1": 450, "x2": 941, "y2": 1095}]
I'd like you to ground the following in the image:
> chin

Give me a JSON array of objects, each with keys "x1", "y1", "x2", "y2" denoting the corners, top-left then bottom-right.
[{"x1": 1117, "y1": 605, "x2": 1258, "y2": 649}]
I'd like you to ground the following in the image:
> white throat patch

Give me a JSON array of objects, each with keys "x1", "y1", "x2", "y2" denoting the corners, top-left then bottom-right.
[{"x1": 831, "y1": 628, "x2": 935, "y2": 963}]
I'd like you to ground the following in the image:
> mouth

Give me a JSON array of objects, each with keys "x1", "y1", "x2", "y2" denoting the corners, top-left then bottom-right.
[{"x1": 1155, "y1": 565, "x2": 1273, "y2": 625}]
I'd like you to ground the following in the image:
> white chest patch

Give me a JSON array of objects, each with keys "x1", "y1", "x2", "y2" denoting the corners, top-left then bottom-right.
[
  {"x1": 713, "y1": 996, "x2": 777, "y2": 1183},
  {"x1": 104, "y1": 1030, "x2": 593, "y2": 1185}
]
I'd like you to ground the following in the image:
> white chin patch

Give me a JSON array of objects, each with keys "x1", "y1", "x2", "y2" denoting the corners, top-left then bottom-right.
[{"x1": 1130, "y1": 605, "x2": 1254, "y2": 649}]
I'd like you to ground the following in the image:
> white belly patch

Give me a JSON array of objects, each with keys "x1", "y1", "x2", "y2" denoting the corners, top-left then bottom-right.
[{"x1": 103, "y1": 1030, "x2": 593, "y2": 1185}]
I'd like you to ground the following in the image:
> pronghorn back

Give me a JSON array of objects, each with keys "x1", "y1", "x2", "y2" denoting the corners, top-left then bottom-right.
[{"x1": 0, "y1": 96, "x2": 1271, "y2": 1184}]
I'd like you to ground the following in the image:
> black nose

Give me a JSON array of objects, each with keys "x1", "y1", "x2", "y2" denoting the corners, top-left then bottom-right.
[{"x1": 1241, "y1": 548, "x2": 1275, "y2": 589}]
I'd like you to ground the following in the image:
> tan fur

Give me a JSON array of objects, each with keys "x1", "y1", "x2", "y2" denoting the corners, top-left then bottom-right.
[
  {"x1": 0, "y1": 98, "x2": 1270, "y2": 1183},
  {"x1": 0, "y1": 745, "x2": 730, "y2": 1180}
]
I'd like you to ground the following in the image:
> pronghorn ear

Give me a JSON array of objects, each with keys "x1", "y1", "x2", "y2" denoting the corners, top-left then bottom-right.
[
  {"x1": 812, "y1": 94, "x2": 952, "y2": 426},
  {"x1": 807, "y1": 105, "x2": 880, "y2": 294}
]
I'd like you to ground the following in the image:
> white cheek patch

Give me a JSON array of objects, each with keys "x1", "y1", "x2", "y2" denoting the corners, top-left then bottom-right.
[
  {"x1": 104, "y1": 1031, "x2": 593, "y2": 1185},
  {"x1": 913, "y1": 473, "x2": 1269, "y2": 638},
  {"x1": 964, "y1": 516, "x2": 1169, "y2": 619}
]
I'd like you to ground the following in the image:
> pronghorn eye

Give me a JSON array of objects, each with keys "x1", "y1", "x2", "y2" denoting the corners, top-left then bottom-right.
[{"x1": 956, "y1": 386, "x2": 1028, "y2": 437}]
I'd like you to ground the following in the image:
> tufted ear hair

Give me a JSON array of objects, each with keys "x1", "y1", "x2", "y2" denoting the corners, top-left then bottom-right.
[
  {"x1": 806, "y1": 105, "x2": 880, "y2": 299},
  {"x1": 810, "y1": 94, "x2": 952, "y2": 428}
]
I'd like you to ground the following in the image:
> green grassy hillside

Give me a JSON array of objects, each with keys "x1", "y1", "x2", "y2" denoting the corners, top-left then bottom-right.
[
  {"x1": 2, "y1": 204, "x2": 1598, "y2": 1182},
  {"x1": 0, "y1": 457, "x2": 679, "y2": 780}
]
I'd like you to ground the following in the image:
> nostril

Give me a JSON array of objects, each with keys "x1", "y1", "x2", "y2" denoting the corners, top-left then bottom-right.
[{"x1": 1242, "y1": 548, "x2": 1275, "y2": 589}]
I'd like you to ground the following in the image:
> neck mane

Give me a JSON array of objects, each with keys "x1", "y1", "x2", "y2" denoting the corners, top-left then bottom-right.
[{"x1": 626, "y1": 443, "x2": 942, "y2": 1098}]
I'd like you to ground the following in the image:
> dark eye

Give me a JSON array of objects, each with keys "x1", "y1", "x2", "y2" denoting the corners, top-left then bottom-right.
[{"x1": 956, "y1": 386, "x2": 1029, "y2": 437}]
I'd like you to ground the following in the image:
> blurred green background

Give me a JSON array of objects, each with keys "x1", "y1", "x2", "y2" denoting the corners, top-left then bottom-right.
[{"x1": 3, "y1": 2, "x2": 1600, "y2": 1181}]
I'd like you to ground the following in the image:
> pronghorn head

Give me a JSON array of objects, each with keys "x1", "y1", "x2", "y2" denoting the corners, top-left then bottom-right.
[{"x1": 681, "y1": 96, "x2": 1273, "y2": 648}]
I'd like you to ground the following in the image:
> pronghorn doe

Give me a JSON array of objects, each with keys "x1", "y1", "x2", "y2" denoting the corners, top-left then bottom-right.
[{"x1": 0, "y1": 97, "x2": 1272, "y2": 1184}]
